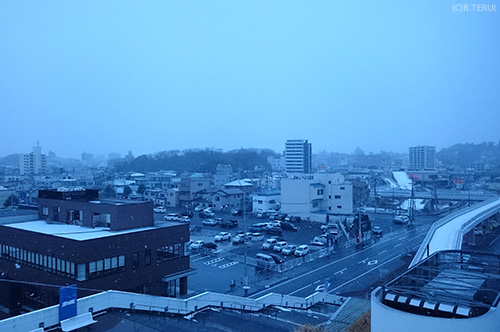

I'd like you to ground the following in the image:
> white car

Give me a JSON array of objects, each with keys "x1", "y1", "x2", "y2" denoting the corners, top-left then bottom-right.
[
  {"x1": 251, "y1": 233, "x2": 264, "y2": 241},
  {"x1": 164, "y1": 213, "x2": 180, "y2": 221},
  {"x1": 393, "y1": 215, "x2": 409, "y2": 224},
  {"x1": 281, "y1": 244, "x2": 297, "y2": 256},
  {"x1": 178, "y1": 216, "x2": 191, "y2": 223},
  {"x1": 202, "y1": 219, "x2": 218, "y2": 226},
  {"x1": 153, "y1": 206, "x2": 166, "y2": 213},
  {"x1": 189, "y1": 240, "x2": 204, "y2": 250},
  {"x1": 262, "y1": 238, "x2": 278, "y2": 250},
  {"x1": 194, "y1": 206, "x2": 203, "y2": 212},
  {"x1": 273, "y1": 241, "x2": 288, "y2": 252},
  {"x1": 214, "y1": 232, "x2": 231, "y2": 242},
  {"x1": 294, "y1": 245, "x2": 309, "y2": 257}
]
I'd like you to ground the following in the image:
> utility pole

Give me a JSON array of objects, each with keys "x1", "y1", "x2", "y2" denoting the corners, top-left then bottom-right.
[{"x1": 409, "y1": 177, "x2": 415, "y2": 225}]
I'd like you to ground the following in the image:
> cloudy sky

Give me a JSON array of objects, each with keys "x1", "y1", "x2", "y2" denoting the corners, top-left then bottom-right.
[{"x1": 1, "y1": 1, "x2": 499, "y2": 159}]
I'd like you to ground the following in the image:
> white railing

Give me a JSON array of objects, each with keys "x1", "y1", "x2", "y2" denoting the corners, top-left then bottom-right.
[{"x1": 0, "y1": 290, "x2": 344, "y2": 332}]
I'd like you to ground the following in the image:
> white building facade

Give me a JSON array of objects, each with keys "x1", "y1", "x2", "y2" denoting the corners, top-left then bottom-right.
[
  {"x1": 19, "y1": 143, "x2": 47, "y2": 175},
  {"x1": 281, "y1": 173, "x2": 353, "y2": 221}
]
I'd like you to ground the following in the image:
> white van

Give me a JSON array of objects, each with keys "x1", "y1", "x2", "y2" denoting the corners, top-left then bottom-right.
[{"x1": 256, "y1": 253, "x2": 276, "y2": 269}]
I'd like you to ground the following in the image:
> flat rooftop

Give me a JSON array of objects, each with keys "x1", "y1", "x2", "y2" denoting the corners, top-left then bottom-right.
[
  {"x1": 2, "y1": 219, "x2": 182, "y2": 241},
  {"x1": 377, "y1": 250, "x2": 500, "y2": 318}
]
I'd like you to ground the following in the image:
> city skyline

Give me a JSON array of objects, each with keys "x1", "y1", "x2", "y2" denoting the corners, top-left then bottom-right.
[{"x1": 1, "y1": 2, "x2": 499, "y2": 159}]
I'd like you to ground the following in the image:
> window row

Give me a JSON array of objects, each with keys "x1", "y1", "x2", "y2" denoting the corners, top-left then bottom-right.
[
  {"x1": 1, "y1": 244, "x2": 76, "y2": 279},
  {"x1": 84, "y1": 255, "x2": 125, "y2": 280}
]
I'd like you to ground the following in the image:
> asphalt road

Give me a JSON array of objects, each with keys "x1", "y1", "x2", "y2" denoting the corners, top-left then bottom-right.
[{"x1": 156, "y1": 209, "x2": 442, "y2": 299}]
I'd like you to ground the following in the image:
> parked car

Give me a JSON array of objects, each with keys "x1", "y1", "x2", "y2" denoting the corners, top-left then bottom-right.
[
  {"x1": 274, "y1": 213, "x2": 288, "y2": 221},
  {"x1": 178, "y1": 216, "x2": 191, "y2": 223},
  {"x1": 266, "y1": 221, "x2": 281, "y2": 229},
  {"x1": 249, "y1": 223, "x2": 268, "y2": 232},
  {"x1": 262, "y1": 238, "x2": 278, "y2": 250},
  {"x1": 199, "y1": 211, "x2": 215, "y2": 218},
  {"x1": 372, "y1": 226, "x2": 383, "y2": 236},
  {"x1": 189, "y1": 240, "x2": 204, "y2": 250},
  {"x1": 281, "y1": 244, "x2": 297, "y2": 256},
  {"x1": 294, "y1": 245, "x2": 309, "y2": 257},
  {"x1": 194, "y1": 206, "x2": 203, "y2": 212},
  {"x1": 313, "y1": 235, "x2": 327, "y2": 244},
  {"x1": 153, "y1": 206, "x2": 166, "y2": 213},
  {"x1": 251, "y1": 233, "x2": 265, "y2": 241},
  {"x1": 268, "y1": 253, "x2": 285, "y2": 265},
  {"x1": 232, "y1": 234, "x2": 246, "y2": 244},
  {"x1": 256, "y1": 212, "x2": 268, "y2": 219},
  {"x1": 308, "y1": 241, "x2": 326, "y2": 251},
  {"x1": 281, "y1": 222, "x2": 298, "y2": 231},
  {"x1": 231, "y1": 209, "x2": 243, "y2": 216},
  {"x1": 202, "y1": 219, "x2": 218, "y2": 226},
  {"x1": 285, "y1": 216, "x2": 302, "y2": 223},
  {"x1": 214, "y1": 232, "x2": 231, "y2": 242},
  {"x1": 220, "y1": 220, "x2": 237, "y2": 229},
  {"x1": 265, "y1": 226, "x2": 283, "y2": 235},
  {"x1": 393, "y1": 215, "x2": 409, "y2": 225},
  {"x1": 321, "y1": 223, "x2": 339, "y2": 233},
  {"x1": 273, "y1": 241, "x2": 288, "y2": 252},
  {"x1": 202, "y1": 242, "x2": 218, "y2": 250},
  {"x1": 181, "y1": 211, "x2": 194, "y2": 218},
  {"x1": 164, "y1": 213, "x2": 180, "y2": 221}
]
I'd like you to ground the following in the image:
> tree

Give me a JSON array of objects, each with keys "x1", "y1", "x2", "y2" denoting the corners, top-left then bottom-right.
[
  {"x1": 137, "y1": 184, "x2": 146, "y2": 195},
  {"x1": 123, "y1": 185, "x2": 132, "y2": 198},
  {"x1": 3, "y1": 194, "x2": 19, "y2": 208},
  {"x1": 102, "y1": 185, "x2": 115, "y2": 198}
]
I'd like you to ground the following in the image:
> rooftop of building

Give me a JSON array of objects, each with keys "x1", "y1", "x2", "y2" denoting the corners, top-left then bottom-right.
[
  {"x1": 2, "y1": 218, "x2": 182, "y2": 241},
  {"x1": 375, "y1": 250, "x2": 500, "y2": 319}
]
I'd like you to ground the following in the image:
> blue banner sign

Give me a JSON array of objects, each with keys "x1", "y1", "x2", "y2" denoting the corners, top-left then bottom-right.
[{"x1": 59, "y1": 284, "x2": 77, "y2": 321}]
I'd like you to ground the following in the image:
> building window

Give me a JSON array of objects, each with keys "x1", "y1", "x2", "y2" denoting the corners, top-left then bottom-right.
[
  {"x1": 258, "y1": 200, "x2": 263, "y2": 204},
  {"x1": 313, "y1": 202, "x2": 319, "y2": 208},
  {"x1": 337, "y1": 205, "x2": 342, "y2": 209},
  {"x1": 335, "y1": 195, "x2": 341, "y2": 199},
  {"x1": 340, "y1": 187, "x2": 345, "y2": 190},
  {"x1": 329, "y1": 207, "x2": 332, "y2": 210},
  {"x1": 157, "y1": 243, "x2": 182, "y2": 263},
  {"x1": 42, "y1": 207, "x2": 48, "y2": 216},
  {"x1": 132, "y1": 252, "x2": 139, "y2": 269},
  {"x1": 215, "y1": 196, "x2": 220, "y2": 201},
  {"x1": 145, "y1": 249, "x2": 151, "y2": 266}
]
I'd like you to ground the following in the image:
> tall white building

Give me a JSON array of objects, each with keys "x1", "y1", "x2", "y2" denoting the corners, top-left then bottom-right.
[
  {"x1": 409, "y1": 146, "x2": 435, "y2": 170},
  {"x1": 285, "y1": 139, "x2": 312, "y2": 174},
  {"x1": 19, "y1": 143, "x2": 47, "y2": 175}
]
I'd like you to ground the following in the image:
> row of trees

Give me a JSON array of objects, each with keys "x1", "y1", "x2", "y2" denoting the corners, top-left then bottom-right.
[{"x1": 113, "y1": 149, "x2": 278, "y2": 173}]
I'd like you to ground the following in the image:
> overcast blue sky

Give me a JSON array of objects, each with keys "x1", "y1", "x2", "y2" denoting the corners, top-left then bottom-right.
[{"x1": 1, "y1": 1, "x2": 499, "y2": 159}]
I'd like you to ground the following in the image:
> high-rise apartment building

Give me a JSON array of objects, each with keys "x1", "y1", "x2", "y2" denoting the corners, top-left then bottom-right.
[
  {"x1": 19, "y1": 142, "x2": 47, "y2": 175},
  {"x1": 285, "y1": 139, "x2": 312, "y2": 174},
  {"x1": 409, "y1": 146, "x2": 435, "y2": 170}
]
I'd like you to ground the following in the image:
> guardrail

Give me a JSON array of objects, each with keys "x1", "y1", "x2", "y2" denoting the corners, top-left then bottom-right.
[
  {"x1": 410, "y1": 197, "x2": 500, "y2": 268},
  {"x1": 0, "y1": 289, "x2": 345, "y2": 332}
]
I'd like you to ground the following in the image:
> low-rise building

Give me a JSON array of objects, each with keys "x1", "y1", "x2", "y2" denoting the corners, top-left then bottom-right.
[{"x1": 0, "y1": 188, "x2": 192, "y2": 313}]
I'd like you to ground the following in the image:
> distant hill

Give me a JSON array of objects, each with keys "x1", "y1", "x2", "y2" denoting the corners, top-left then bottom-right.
[
  {"x1": 436, "y1": 141, "x2": 500, "y2": 168},
  {"x1": 113, "y1": 149, "x2": 278, "y2": 173},
  {"x1": 0, "y1": 154, "x2": 20, "y2": 167}
]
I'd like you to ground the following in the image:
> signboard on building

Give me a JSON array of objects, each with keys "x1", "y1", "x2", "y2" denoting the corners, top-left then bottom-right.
[{"x1": 59, "y1": 284, "x2": 77, "y2": 321}]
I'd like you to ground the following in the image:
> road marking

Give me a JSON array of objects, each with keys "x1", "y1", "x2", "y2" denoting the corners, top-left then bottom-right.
[
  {"x1": 489, "y1": 235, "x2": 500, "y2": 246},
  {"x1": 251, "y1": 231, "x2": 429, "y2": 299},
  {"x1": 204, "y1": 257, "x2": 225, "y2": 265},
  {"x1": 328, "y1": 244, "x2": 420, "y2": 293},
  {"x1": 357, "y1": 258, "x2": 369, "y2": 264},
  {"x1": 334, "y1": 268, "x2": 347, "y2": 275},
  {"x1": 398, "y1": 236, "x2": 406, "y2": 240},
  {"x1": 378, "y1": 250, "x2": 387, "y2": 255},
  {"x1": 394, "y1": 243, "x2": 402, "y2": 247},
  {"x1": 218, "y1": 261, "x2": 239, "y2": 269},
  {"x1": 313, "y1": 280, "x2": 321, "y2": 284},
  {"x1": 367, "y1": 260, "x2": 378, "y2": 265},
  {"x1": 315, "y1": 283, "x2": 331, "y2": 292}
]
